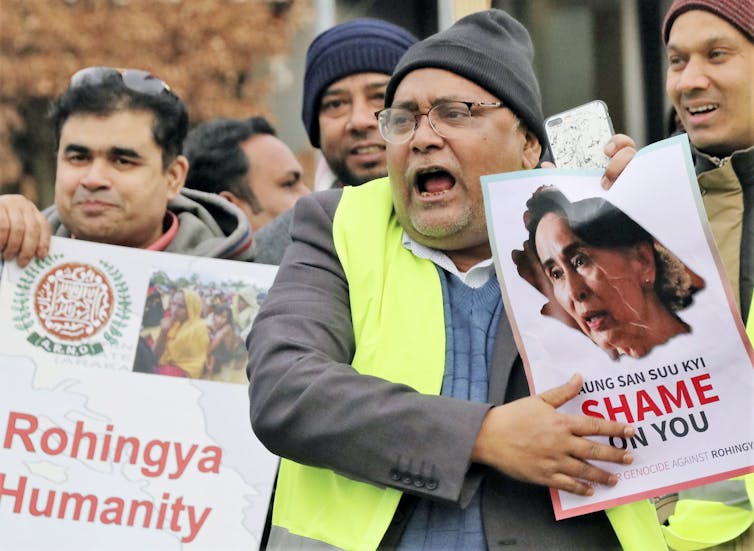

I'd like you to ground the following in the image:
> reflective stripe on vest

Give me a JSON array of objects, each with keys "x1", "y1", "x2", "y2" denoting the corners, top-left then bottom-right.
[{"x1": 271, "y1": 178, "x2": 446, "y2": 551}]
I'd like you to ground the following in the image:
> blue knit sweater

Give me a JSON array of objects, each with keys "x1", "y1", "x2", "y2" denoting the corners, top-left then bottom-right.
[{"x1": 397, "y1": 269, "x2": 503, "y2": 550}]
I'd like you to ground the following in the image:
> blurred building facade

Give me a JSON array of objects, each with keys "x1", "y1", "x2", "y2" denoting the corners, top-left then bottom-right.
[
  {"x1": 2, "y1": 0, "x2": 674, "y2": 204},
  {"x1": 272, "y1": 0, "x2": 674, "y2": 158}
]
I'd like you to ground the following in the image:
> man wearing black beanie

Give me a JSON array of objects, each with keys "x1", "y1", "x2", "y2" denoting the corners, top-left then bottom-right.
[{"x1": 248, "y1": 10, "x2": 654, "y2": 550}]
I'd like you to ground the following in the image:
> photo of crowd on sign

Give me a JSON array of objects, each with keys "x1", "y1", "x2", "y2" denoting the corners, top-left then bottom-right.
[
  {"x1": 133, "y1": 270, "x2": 265, "y2": 384},
  {"x1": 511, "y1": 185, "x2": 705, "y2": 360}
]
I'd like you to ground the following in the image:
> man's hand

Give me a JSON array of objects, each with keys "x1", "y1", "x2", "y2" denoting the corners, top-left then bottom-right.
[
  {"x1": 471, "y1": 374, "x2": 634, "y2": 496},
  {"x1": 600, "y1": 133, "x2": 636, "y2": 189},
  {"x1": 540, "y1": 134, "x2": 637, "y2": 190},
  {"x1": 0, "y1": 194, "x2": 51, "y2": 267}
]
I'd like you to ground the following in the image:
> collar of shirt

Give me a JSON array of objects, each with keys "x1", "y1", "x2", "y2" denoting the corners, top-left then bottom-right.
[
  {"x1": 402, "y1": 232, "x2": 494, "y2": 289},
  {"x1": 313, "y1": 156, "x2": 340, "y2": 191},
  {"x1": 70, "y1": 211, "x2": 179, "y2": 251},
  {"x1": 147, "y1": 211, "x2": 179, "y2": 251}
]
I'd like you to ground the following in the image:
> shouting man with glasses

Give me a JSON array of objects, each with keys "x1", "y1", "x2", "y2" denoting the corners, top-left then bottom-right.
[
  {"x1": 247, "y1": 9, "x2": 660, "y2": 551},
  {"x1": 0, "y1": 67, "x2": 253, "y2": 266}
]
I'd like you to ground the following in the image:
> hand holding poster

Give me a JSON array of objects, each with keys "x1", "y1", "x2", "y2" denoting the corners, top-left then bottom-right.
[
  {"x1": 482, "y1": 134, "x2": 754, "y2": 519},
  {"x1": 0, "y1": 238, "x2": 278, "y2": 550}
]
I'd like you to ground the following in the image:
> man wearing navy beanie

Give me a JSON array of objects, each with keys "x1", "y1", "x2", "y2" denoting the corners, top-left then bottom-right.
[
  {"x1": 302, "y1": 18, "x2": 417, "y2": 190},
  {"x1": 252, "y1": 18, "x2": 416, "y2": 264}
]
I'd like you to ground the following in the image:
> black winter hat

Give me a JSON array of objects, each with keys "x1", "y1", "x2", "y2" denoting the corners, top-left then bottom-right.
[{"x1": 385, "y1": 9, "x2": 546, "y2": 150}]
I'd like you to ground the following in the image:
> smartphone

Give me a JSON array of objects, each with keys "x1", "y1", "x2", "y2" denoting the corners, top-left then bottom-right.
[{"x1": 544, "y1": 100, "x2": 614, "y2": 169}]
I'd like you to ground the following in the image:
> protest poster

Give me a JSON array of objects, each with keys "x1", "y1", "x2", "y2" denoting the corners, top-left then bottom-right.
[
  {"x1": 481, "y1": 134, "x2": 754, "y2": 519},
  {"x1": 0, "y1": 237, "x2": 279, "y2": 550}
]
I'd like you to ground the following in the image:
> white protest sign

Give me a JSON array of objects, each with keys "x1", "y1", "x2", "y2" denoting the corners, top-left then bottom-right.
[
  {"x1": 482, "y1": 134, "x2": 754, "y2": 519},
  {"x1": 0, "y1": 238, "x2": 279, "y2": 549}
]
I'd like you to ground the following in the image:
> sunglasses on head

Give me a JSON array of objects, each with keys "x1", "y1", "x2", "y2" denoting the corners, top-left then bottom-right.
[{"x1": 69, "y1": 66, "x2": 174, "y2": 97}]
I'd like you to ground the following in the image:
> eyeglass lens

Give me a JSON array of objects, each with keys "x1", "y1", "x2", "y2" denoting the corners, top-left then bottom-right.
[{"x1": 379, "y1": 102, "x2": 472, "y2": 144}]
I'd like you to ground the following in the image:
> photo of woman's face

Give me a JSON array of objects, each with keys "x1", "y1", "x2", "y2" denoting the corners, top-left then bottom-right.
[
  {"x1": 171, "y1": 291, "x2": 189, "y2": 323},
  {"x1": 534, "y1": 212, "x2": 653, "y2": 355}
]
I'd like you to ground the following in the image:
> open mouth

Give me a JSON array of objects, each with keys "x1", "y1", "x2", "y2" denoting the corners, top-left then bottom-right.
[
  {"x1": 686, "y1": 103, "x2": 718, "y2": 116},
  {"x1": 583, "y1": 311, "x2": 608, "y2": 330},
  {"x1": 351, "y1": 144, "x2": 385, "y2": 155},
  {"x1": 416, "y1": 168, "x2": 456, "y2": 197}
]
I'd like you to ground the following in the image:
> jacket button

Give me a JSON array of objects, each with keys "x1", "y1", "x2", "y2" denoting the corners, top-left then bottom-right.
[
  {"x1": 402, "y1": 474, "x2": 413, "y2": 485},
  {"x1": 413, "y1": 476, "x2": 425, "y2": 488},
  {"x1": 426, "y1": 479, "x2": 438, "y2": 490},
  {"x1": 389, "y1": 469, "x2": 401, "y2": 481}
]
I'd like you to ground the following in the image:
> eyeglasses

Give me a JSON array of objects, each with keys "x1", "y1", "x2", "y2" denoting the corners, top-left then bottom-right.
[
  {"x1": 69, "y1": 66, "x2": 174, "y2": 97},
  {"x1": 375, "y1": 101, "x2": 505, "y2": 144}
]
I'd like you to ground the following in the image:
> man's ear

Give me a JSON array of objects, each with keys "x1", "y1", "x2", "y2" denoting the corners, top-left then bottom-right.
[
  {"x1": 165, "y1": 155, "x2": 189, "y2": 200},
  {"x1": 522, "y1": 131, "x2": 542, "y2": 170},
  {"x1": 219, "y1": 191, "x2": 255, "y2": 227},
  {"x1": 219, "y1": 190, "x2": 244, "y2": 207}
]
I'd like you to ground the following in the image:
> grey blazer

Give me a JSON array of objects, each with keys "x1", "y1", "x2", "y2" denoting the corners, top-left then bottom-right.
[{"x1": 247, "y1": 191, "x2": 619, "y2": 550}]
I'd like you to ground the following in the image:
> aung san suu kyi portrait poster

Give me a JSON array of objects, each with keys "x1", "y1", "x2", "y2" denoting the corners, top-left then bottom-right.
[{"x1": 481, "y1": 134, "x2": 754, "y2": 519}]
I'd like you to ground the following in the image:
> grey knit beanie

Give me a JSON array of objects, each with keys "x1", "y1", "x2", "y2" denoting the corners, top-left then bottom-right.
[{"x1": 385, "y1": 9, "x2": 546, "y2": 149}]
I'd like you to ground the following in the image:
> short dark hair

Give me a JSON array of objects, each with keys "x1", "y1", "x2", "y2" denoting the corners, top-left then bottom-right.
[
  {"x1": 51, "y1": 73, "x2": 189, "y2": 169},
  {"x1": 212, "y1": 303, "x2": 235, "y2": 326},
  {"x1": 183, "y1": 116, "x2": 276, "y2": 213}
]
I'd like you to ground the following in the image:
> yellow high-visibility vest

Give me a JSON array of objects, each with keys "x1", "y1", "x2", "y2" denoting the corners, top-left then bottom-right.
[
  {"x1": 272, "y1": 178, "x2": 667, "y2": 551},
  {"x1": 271, "y1": 178, "x2": 445, "y2": 550},
  {"x1": 661, "y1": 296, "x2": 754, "y2": 550}
]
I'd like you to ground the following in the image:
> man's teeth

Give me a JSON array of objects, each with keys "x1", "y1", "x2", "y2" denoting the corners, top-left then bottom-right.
[
  {"x1": 354, "y1": 145, "x2": 383, "y2": 154},
  {"x1": 688, "y1": 104, "x2": 718, "y2": 114}
]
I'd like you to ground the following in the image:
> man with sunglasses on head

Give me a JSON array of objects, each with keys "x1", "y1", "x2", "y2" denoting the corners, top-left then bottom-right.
[
  {"x1": 247, "y1": 9, "x2": 661, "y2": 551},
  {"x1": 0, "y1": 67, "x2": 253, "y2": 266}
]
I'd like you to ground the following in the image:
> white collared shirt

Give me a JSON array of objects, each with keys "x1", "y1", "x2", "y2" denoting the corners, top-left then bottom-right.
[{"x1": 402, "y1": 232, "x2": 495, "y2": 289}]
